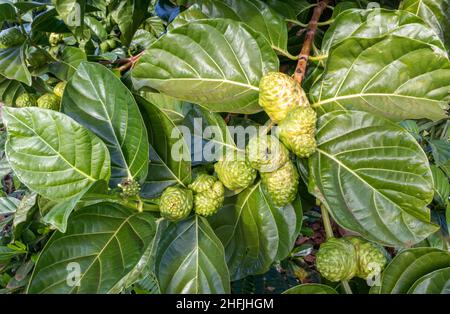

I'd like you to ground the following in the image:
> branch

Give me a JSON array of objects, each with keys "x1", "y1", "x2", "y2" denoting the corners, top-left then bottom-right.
[{"x1": 294, "y1": 0, "x2": 330, "y2": 85}]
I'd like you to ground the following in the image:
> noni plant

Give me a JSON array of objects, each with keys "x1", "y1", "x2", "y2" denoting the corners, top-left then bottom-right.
[{"x1": 0, "y1": 0, "x2": 448, "y2": 296}]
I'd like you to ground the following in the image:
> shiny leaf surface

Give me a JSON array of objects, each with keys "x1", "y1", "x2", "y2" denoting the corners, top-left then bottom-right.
[
  {"x1": 3, "y1": 107, "x2": 111, "y2": 201},
  {"x1": 132, "y1": 19, "x2": 279, "y2": 114},
  {"x1": 309, "y1": 111, "x2": 438, "y2": 247}
]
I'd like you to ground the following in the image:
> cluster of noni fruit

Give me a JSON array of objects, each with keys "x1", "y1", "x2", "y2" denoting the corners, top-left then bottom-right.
[
  {"x1": 316, "y1": 237, "x2": 388, "y2": 282},
  {"x1": 159, "y1": 71, "x2": 318, "y2": 221}
]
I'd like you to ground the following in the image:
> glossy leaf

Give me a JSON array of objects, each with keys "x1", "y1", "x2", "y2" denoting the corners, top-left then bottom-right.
[
  {"x1": 0, "y1": 3, "x2": 16, "y2": 23},
  {"x1": 136, "y1": 95, "x2": 191, "y2": 198},
  {"x1": 263, "y1": 0, "x2": 311, "y2": 19},
  {"x1": 401, "y1": 0, "x2": 450, "y2": 50},
  {"x1": 111, "y1": 0, "x2": 151, "y2": 46},
  {"x1": 379, "y1": 247, "x2": 450, "y2": 293},
  {"x1": 408, "y1": 267, "x2": 450, "y2": 294},
  {"x1": 3, "y1": 107, "x2": 111, "y2": 201},
  {"x1": 153, "y1": 216, "x2": 230, "y2": 293},
  {"x1": 0, "y1": 75, "x2": 24, "y2": 106},
  {"x1": 0, "y1": 197, "x2": 20, "y2": 215},
  {"x1": 13, "y1": 192, "x2": 37, "y2": 228},
  {"x1": 31, "y1": 8, "x2": 71, "y2": 33},
  {"x1": 132, "y1": 19, "x2": 279, "y2": 114},
  {"x1": 309, "y1": 111, "x2": 438, "y2": 247},
  {"x1": 322, "y1": 9, "x2": 446, "y2": 54},
  {"x1": 49, "y1": 47, "x2": 87, "y2": 82},
  {"x1": 174, "y1": 0, "x2": 288, "y2": 53},
  {"x1": 209, "y1": 181, "x2": 302, "y2": 280},
  {"x1": 63, "y1": 62, "x2": 149, "y2": 186},
  {"x1": 431, "y1": 165, "x2": 449, "y2": 205},
  {"x1": 0, "y1": 46, "x2": 31, "y2": 86},
  {"x1": 52, "y1": 0, "x2": 85, "y2": 33},
  {"x1": 283, "y1": 283, "x2": 338, "y2": 294},
  {"x1": 311, "y1": 36, "x2": 450, "y2": 121},
  {"x1": 27, "y1": 203, "x2": 157, "y2": 293}
]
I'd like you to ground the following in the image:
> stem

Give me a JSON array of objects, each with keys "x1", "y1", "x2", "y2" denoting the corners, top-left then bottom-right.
[
  {"x1": 341, "y1": 281, "x2": 353, "y2": 294},
  {"x1": 308, "y1": 54, "x2": 328, "y2": 62},
  {"x1": 294, "y1": 0, "x2": 330, "y2": 85},
  {"x1": 320, "y1": 203, "x2": 334, "y2": 239},
  {"x1": 272, "y1": 46, "x2": 298, "y2": 60},
  {"x1": 286, "y1": 19, "x2": 308, "y2": 28},
  {"x1": 259, "y1": 120, "x2": 275, "y2": 136}
]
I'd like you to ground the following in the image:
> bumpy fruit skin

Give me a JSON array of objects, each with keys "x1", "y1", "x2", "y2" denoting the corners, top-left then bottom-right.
[
  {"x1": 278, "y1": 106, "x2": 317, "y2": 158},
  {"x1": 258, "y1": 72, "x2": 309, "y2": 123},
  {"x1": 118, "y1": 178, "x2": 141, "y2": 197},
  {"x1": 246, "y1": 135, "x2": 289, "y2": 172},
  {"x1": 214, "y1": 151, "x2": 256, "y2": 190},
  {"x1": 159, "y1": 186, "x2": 193, "y2": 221},
  {"x1": 15, "y1": 93, "x2": 38, "y2": 108},
  {"x1": 347, "y1": 237, "x2": 388, "y2": 280},
  {"x1": 260, "y1": 160, "x2": 299, "y2": 206},
  {"x1": 316, "y1": 238, "x2": 358, "y2": 282},
  {"x1": 37, "y1": 93, "x2": 61, "y2": 111},
  {"x1": 53, "y1": 82, "x2": 67, "y2": 98},
  {"x1": 0, "y1": 28, "x2": 26, "y2": 48},
  {"x1": 49, "y1": 33, "x2": 64, "y2": 46},
  {"x1": 189, "y1": 174, "x2": 225, "y2": 217}
]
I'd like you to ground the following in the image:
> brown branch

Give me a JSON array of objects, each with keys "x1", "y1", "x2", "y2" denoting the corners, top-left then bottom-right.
[{"x1": 294, "y1": 0, "x2": 330, "y2": 85}]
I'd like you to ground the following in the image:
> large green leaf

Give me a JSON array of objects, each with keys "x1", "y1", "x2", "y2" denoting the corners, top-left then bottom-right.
[
  {"x1": 0, "y1": 2, "x2": 16, "y2": 23},
  {"x1": 263, "y1": 0, "x2": 311, "y2": 19},
  {"x1": 321, "y1": 9, "x2": 446, "y2": 54},
  {"x1": 111, "y1": 0, "x2": 151, "y2": 46},
  {"x1": 63, "y1": 62, "x2": 149, "y2": 186},
  {"x1": 49, "y1": 46, "x2": 87, "y2": 81},
  {"x1": 132, "y1": 19, "x2": 279, "y2": 114},
  {"x1": 283, "y1": 283, "x2": 338, "y2": 294},
  {"x1": 378, "y1": 247, "x2": 450, "y2": 293},
  {"x1": 401, "y1": 0, "x2": 450, "y2": 51},
  {"x1": 3, "y1": 107, "x2": 111, "y2": 201},
  {"x1": 27, "y1": 203, "x2": 157, "y2": 293},
  {"x1": 0, "y1": 46, "x2": 31, "y2": 86},
  {"x1": 153, "y1": 216, "x2": 230, "y2": 293},
  {"x1": 136, "y1": 95, "x2": 191, "y2": 198},
  {"x1": 0, "y1": 75, "x2": 24, "y2": 106},
  {"x1": 52, "y1": 0, "x2": 86, "y2": 35},
  {"x1": 209, "y1": 181, "x2": 302, "y2": 280},
  {"x1": 309, "y1": 111, "x2": 438, "y2": 247},
  {"x1": 172, "y1": 0, "x2": 288, "y2": 53},
  {"x1": 430, "y1": 165, "x2": 450, "y2": 205},
  {"x1": 407, "y1": 267, "x2": 450, "y2": 293},
  {"x1": 310, "y1": 36, "x2": 450, "y2": 121}
]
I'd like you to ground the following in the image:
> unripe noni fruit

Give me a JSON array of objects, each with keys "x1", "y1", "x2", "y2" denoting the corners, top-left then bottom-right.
[
  {"x1": 246, "y1": 135, "x2": 289, "y2": 172},
  {"x1": 37, "y1": 93, "x2": 60, "y2": 111},
  {"x1": 189, "y1": 174, "x2": 225, "y2": 217},
  {"x1": 27, "y1": 48, "x2": 49, "y2": 68},
  {"x1": 49, "y1": 32, "x2": 64, "y2": 46},
  {"x1": 278, "y1": 106, "x2": 317, "y2": 158},
  {"x1": 0, "y1": 28, "x2": 26, "y2": 48},
  {"x1": 260, "y1": 160, "x2": 299, "y2": 207},
  {"x1": 159, "y1": 186, "x2": 193, "y2": 221},
  {"x1": 53, "y1": 81, "x2": 67, "y2": 98},
  {"x1": 214, "y1": 151, "x2": 256, "y2": 191},
  {"x1": 347, "y1": 236, "x2": 388, "y2": 280},
  {"x1": 316, "y1": 238, "x2": 358, "y2": 282},
  {"x1": 15, "y1": 93, "x2": 38, "y2": 108},
  {"x1": 258, "y1": 72, "x2": 308, "y2": 123},
  {"x1": 118, "y1": 178, "x2": 140, "y2": 198}
]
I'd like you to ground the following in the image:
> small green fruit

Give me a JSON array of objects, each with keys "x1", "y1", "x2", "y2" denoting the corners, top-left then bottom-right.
[
  {"x1": 159, "y1": 186, "x2": 193, "y2": 221},
  {"x1": 15, "y1": 93, "x2": 38, "y2": 108},
  {"x1": 260, "y1": 160, "x2": 299, "y2": 207},
  {"x1": 347, "y1": 237, "x2": 388, "y2": 280},
  {"x1": 37, "y1": 93, "x2": 61, "y2": 111},
  {"x1": 278, "y1": 106, "x2": 317, "y2": 158},
  {"x1": 316, "y1": 238, "x2": 358, "y2": 282},
  {"x1": 214, "y1": 151, "x2": 256, "y2": 191},
  {"x1": 118, "y1": 178, "x2": 141, "y2": 198},
  {"x1": 49, "y1": 33, "x2": 64, "y2": 46},
  {"x1": 259, "y1": 72, "x2": 309, "y2": 123},
  {"x1": 27, "y1": 48, "x2": 49, "y2": 68},
  {"x1": 53, "y1": 81, "x2": 67, "y2": 98},
  {"x1": 0, "y1": 28, "x2": 26, "y2": 47},
  {"x1": 246, "y1": 135, "x2": 289, "y2": 172},
  {"x1": 189, "y1": 174, "x2": 225, "y2": 217}
]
